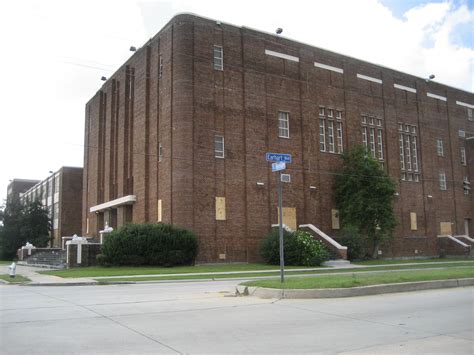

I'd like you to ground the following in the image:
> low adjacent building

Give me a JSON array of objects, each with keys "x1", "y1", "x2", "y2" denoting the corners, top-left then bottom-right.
[
  {"x1": 6, "y1": 179, "x2": 40, "y2": 203},
  {"x1": 21, "y1": 167, "x2": 83, "y2": 247}
]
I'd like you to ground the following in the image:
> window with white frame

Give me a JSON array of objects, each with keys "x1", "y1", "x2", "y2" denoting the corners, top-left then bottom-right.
[
  {"x1": 159, "y1": 56, "x2": 163, "y2": 78},
  {"x1": 361, "y1": 115, "x2": 384, "y2": 165},
  {"x1": 468, "y1": 108, "x2": 473, "y2": 121},
  {"x1": 320, "y1": 108, "x2": 344, "y2": 154},
  {"x1": 278, "y1": 111, "x2": 290, "y2": 138},
  {"x1": 439, "y1": 172, "x2": 447, "y2": 190},
  {"x1": 158, "y1": 143, "x2": 163, "y2": 162},
  {"x1": 460, "y1": 147, "x2": 467, "y2": 165},
  {"x1": 213, "y1": 45, "x2": 223, "y2": 71},
  {"x1": 464, "y1": 177, "x2": 470, "y2": 195},
  {"x1": 436, "y1": 139, "x2": 444, "y2": 157},
  {"x1": 399, "y1": 123, "x2": 420, "y2": 182},
  {"x1": 214, "y1": 135, "x2": 225, "y2": 158}
]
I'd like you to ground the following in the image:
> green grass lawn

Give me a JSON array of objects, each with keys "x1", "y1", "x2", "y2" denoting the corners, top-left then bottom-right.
[
  {"x1": 40, "y1": 259, "x2": 474, "y2": 279},
  {"x1": 242, "y1": 267, "x2": 474, "y2": 289},
  {"x1": 92, "y1": 262, "x2": 474, "y2": 282},
  {"x1": 0, "y1": 260, "x2": 14, "y2": 265},
  {"x1": 40, "y1": 263, "x2": 319, "y2": 278},
  {"x1": 0, "y1": 274, "x2": 30, "y2": 284},
  {"x1": 353, "y1": 257, "x2": 471, "y2": 266}
]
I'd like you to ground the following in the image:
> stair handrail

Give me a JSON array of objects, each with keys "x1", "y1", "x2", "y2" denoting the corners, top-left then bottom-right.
[
  {"x1": 454, "y1": 235, "x2": 474, "y2": 243},
  {"x1": 299, "y1": 224, "x2": 347, "y2": 250},
  {"x1": 437, "y1": 234, "x2": 470, "y2": 248}
]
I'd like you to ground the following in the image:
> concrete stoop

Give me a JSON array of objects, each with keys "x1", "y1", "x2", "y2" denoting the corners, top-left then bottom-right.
[{"x1": 235, "y1": 278, "x2": 474, "y2": 299}]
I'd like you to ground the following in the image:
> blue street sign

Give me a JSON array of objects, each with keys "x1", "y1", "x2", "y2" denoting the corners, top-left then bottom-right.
[
  {"x1": 272, "y1": 162, "x2": 286, "y2": 172},
  {"x1": 266, "y1": 153, "x2": 292, "y2": 163}
]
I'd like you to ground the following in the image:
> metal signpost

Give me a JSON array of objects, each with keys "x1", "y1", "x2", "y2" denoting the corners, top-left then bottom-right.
[{"x1": 266, "y1": 153, "x2": 292, "y2": 283}]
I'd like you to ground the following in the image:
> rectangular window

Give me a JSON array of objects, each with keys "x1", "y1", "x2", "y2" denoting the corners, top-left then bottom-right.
[
  {"x1": 464, "y1": 177, "x2": 471, "y2": 195},
  {"x1": 461, "y1": 147, "x2": 467, "y2": 165},
  {"x1": 399, "y1": 123, "x2": 420, "y2": 181},
  {"x1": 159, "y1": 56, "x2": 163, "y2": 78},
  {"x1": 405, "y1": 135, "x2": 412, "y2": 171},
  {"x1": 336, "y1": 121, "x2": 343, "y2": 153},
  {"x1": 459, "y1": 129, "x2": 465, "y2": 138},
  {"x1": 468, "y1": 108, "x2": 473, "y2": 121},
  {"x1": 436, "y1": 139, "x2": 444, "y2": 156},
  {"x1": 321, "y1": 107, "x2": 344, "y2": 154},
  {"x1": 377, "y1": 129, "x2": 384, "y2": 160},
  {"x1": 369, "y1": 127, "x2": 376, "y2": 158},
  {"x1": 158, "y1": 143, "x2": 163, "y2": 162},
  {"x1": 214, "y1": 135, "x2": 225, "y2": 158},
  {"x1": 439, "y1": 172, "x2": 447, "y2": 190},
  {"x1": 278, "y1": 111, "x2": 290, "y2": 138},
  {"x1": 362, "y1": 115, "x2": 384, "y2": 163},
  {"x1": 327, "y1": 120, "x2": 335, "y2": 153},
  {"x1": 362, "y1": 126, "x2": 368, "y2": 149},
  {"x1": 411, "y1": 136, "x2": 418, "y2": 172},
  {"x1": 213, "y1": 45, "x2": 223, "y2": 71},
  {"x1": 319, "y1": 118, "x2": 326, "y2": 152}
]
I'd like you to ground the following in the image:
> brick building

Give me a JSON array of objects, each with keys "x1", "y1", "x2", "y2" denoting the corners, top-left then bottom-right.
[
  {"x1": 6, "y1": 179, "x2": 40, "y2": 203},
  {"x1": 83, "y1": 14, "x2": 473, "y2": 262},
  {"x1": 21, "y1": 167, "x2": 83, "y2": 247}
]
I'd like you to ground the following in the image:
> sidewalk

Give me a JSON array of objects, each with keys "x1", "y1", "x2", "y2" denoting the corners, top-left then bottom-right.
[{"x1": 0, "y1": 263, "x2": 97, "y2": 286}]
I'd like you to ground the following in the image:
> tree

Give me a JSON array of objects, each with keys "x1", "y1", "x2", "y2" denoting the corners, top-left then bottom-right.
[
  {"x1": 334, "y1": 146, "x2": 397, "y2": 258},
  {"x1": 0, "y1": 200, "x2": 51, "y2": 259}
]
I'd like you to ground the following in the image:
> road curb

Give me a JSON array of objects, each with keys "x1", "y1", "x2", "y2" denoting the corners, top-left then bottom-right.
[{"x1": 235, "y1": 278, "x2": 474, "y2": 298}]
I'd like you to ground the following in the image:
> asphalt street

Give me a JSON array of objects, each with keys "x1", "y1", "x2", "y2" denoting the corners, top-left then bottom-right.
[{"x1": 1, "y1": 281, "x2": 473, "y2": 354}]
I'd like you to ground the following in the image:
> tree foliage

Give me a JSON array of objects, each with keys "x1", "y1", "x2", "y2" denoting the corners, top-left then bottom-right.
[
  {"x1": 0, "y1": 200, "x2": 51, "y2": 259},
  {"x1": 334, "y1": 146, "x2": 397, "y2": 258}
]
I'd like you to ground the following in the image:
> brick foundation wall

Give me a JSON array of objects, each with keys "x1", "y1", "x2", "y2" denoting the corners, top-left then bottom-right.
[{"x1": 67, "y1": 244, "x2": 102, "y2": 268}]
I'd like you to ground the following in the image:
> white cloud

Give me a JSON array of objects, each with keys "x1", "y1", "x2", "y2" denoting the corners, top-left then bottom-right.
[{"x1": 0, "y1": 0, "x2": 472, "y2": 203}]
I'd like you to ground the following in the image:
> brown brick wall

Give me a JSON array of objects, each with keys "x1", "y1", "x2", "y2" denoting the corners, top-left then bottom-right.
[{"x1": 83, "y1": 14, "x2": 473, "y2": 262}]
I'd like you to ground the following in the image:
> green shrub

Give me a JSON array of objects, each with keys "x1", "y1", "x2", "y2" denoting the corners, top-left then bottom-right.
[
  {"x1": 260, "y1": 229, "x2": 329, "y2": 266},
  {"x1": 337, "y1": 225, "x2": 368, "y2": 260},
  {"x1": 101, "y1": 223, "x2": 198, "y2": 266}
]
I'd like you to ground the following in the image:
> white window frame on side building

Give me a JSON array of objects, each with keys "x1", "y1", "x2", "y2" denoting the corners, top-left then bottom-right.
[
  {"x1": 213, "y1": 45, "x2": 223, "y2": 71},
  {"x1": 439, "y1": 172, "x2": 447, "y2": 191},
  {"x1": 214, "y1": 135, "x2": 225, "y2": 158},
  {"x1": 278, "y1": 111, "x2": 290, "y2": 138}
]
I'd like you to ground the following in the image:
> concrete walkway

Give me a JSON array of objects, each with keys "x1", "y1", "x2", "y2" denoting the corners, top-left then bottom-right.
[{"x1": 0, "y1": 263, "x2": 96, "y2": 285}]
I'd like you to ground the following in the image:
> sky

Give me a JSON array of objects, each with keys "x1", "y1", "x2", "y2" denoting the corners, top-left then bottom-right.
[{"x1": 0, "y1": 0, "x2": 473, "y2": 204}]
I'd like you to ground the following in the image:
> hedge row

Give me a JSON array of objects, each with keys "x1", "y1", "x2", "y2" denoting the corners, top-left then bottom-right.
[{"x1": 99, "y1": 223, "x2": 198, "y2": 266}]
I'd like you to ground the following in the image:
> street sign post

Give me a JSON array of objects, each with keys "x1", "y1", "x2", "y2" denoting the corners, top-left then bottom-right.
[{"x1": 266, "y1": 153, "x2": 292, "y2": 283}]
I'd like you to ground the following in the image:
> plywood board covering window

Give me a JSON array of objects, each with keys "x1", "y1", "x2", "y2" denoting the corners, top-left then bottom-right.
[
  {"x1": 157, "y1": 199, "x2": 162, "y2": 222},
  {"x1": 216, "y1": 197, "x2": 226, "y2": 220},
  {"x1": 277, "y1": 207, "x2": 297, "y2": 231},
  {"x1": 440, "y1": 222, "x2": 452, "y2": 235},
  {"x1": 410, "y1": 212, "x2": 417, "y2": 231},
  {"x1": 332, "y1": 209, "x2": 340, "y2": 229}
]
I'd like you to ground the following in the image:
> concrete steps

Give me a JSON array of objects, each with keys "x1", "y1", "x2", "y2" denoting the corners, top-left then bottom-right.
[{"x1": 19, "y1": 250, "x2": 67, "y2": 269}]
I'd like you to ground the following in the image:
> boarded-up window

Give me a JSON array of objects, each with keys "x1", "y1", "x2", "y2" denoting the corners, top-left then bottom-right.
[
  {"x1": 157, "y1": 199, "x2": 162, "y2": 222},
  {"x1": 216, "y1": 197, "x2": 226, "y2": 220},
  {"x1": 331, "y1": 209, "x2": 340, "y2": 229},
  {"x1": 440, "y1": 222, "x2": 452, "y2": 235},
  {"x1": 410, "y1": 212, "x2": 417, "y2": 231},
  {"x1": 277, "y1": 207, "x2": 297, "y2": 231}
]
